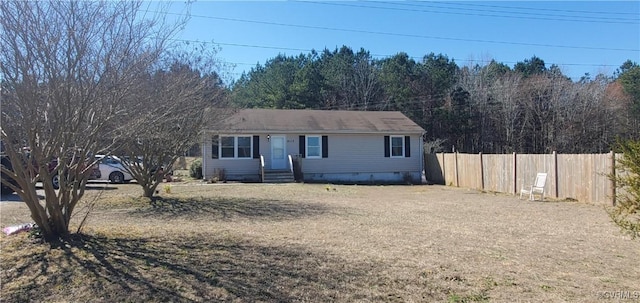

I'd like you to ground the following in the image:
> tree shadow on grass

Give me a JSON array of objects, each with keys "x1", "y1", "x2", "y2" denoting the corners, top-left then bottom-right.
[
  {"x1": 131, "y1": 196, "x2": 336, "y2": 221},
  {"x1": 1, "y1": 233, "x2": 380, "y2": 302}
]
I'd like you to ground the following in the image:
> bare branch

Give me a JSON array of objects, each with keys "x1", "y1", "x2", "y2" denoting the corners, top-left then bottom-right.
[{"x1": 0, "y1": 0, "x2": 186, "y2": 241}]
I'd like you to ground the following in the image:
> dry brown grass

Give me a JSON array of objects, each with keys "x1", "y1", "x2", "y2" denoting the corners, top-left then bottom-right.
[{"x1": 1, "y1": 182, "x2": 640, "y2": 302}]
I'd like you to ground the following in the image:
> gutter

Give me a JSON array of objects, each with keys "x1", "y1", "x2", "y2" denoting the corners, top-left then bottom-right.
[
  {"x1": 201, "y1": 132, "x2": 206, "y2": 180},
  {"x1": 203, "y1": 130, "x2": 425, "y2": 135}
]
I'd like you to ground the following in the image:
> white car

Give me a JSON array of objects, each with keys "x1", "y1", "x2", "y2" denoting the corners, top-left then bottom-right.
[{"x1": 94, "y1": 155, "x2": 133, "y2": 184}]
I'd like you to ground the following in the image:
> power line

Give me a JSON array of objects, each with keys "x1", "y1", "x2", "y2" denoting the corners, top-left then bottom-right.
[
  {"x1": 166, "y1": 12, "x2": 639, "y2": 52},
  {"x1": 299, "y1": 1, "x2": 639, "y2": 24},
  {"x1": 428, "y1": 1, "x2": 640, "y2": 17},
  {"x1": 209, "y1": 41, "x2": 312, "y2": 53},
  {"x1": 170, "y1": 39, "x2": 630, "y2": 69},
  {"x1": 385, "y1": 1, "x2": 639, "y2": 21}
]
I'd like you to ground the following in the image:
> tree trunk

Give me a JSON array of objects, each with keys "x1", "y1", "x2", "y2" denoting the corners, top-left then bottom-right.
[
  {"x1": 1, "y1": 1, "x2": 184, "y2": 243},
  {"x1": 142, "y1": 178, "x2": 162, "y2": 198},
  {"x1": 143, "y1": 186, "x2": 156, "y2": 198}
]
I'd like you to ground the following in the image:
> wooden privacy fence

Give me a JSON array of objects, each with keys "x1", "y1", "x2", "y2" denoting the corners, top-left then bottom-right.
[{"x1": 424, "y1": 152, "x2": 619, "y2": 205}]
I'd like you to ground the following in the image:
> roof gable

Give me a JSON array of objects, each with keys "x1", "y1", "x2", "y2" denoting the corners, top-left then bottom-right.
[{"x1": 212, "y1": 109, "x2": 424, "y2": 134}]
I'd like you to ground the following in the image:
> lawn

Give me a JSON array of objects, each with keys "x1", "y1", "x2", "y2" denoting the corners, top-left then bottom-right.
[{"x1": 1, "y1": 182, "x2": 639, "y2": 302}]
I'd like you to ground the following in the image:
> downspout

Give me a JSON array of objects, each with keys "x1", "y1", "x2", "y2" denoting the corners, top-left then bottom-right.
[
  {"x1": 201, "y1": 132, "x2": 207, "y2": 180},
  {"x1": 420, "y1": 132, "x2": 425, "y2": 184}
]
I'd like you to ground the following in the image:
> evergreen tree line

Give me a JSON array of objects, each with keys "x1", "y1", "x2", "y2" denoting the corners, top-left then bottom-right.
[{"x1": 230, "y1": 46, "x2": 640, "y2": 154}]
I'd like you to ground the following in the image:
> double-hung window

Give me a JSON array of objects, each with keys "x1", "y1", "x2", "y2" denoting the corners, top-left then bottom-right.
[
  {"x1": 237, "y1": 137, "x2": 252, "y2": 158},
  {"x1": 215, "y1": 135, "x2": 253, "y2": 159},
  {"x1": 390, "y1": 136, "x2": 404, "y2": 157},
  {"x1": 306, "y1": 136, "x2": 321, "y2": 158},
  {"x1": 220, "y1": 136, "x2": 235, "y2": 158}
]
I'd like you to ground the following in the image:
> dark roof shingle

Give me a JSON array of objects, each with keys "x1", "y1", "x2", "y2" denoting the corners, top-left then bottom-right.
[{"x1": 212, "y1": 109, "x2": 424, "y2": 134}]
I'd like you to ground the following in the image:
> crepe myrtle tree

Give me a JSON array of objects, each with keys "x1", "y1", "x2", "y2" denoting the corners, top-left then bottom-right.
[
  {"x1": 115, "y1": 55, "x2": 230, "y2": 198},
  {"x1": 0, "y1": 1, "x2": 183, "y2": 242}
]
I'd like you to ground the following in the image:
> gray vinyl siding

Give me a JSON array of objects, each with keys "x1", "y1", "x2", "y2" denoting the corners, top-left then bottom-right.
[
  {"x1": 202, "y1": 134, "x2": 261, "y2": 180},
  {"x1": 299, "y1": 134, "x2": 422, "y2": 175},
  {"x1": 203, "y1": 132, "x2": 422, "y2": 181}
]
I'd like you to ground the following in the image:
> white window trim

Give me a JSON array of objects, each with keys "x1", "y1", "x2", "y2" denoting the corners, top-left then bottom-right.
[
  {"x1": 306, "y1": 135, "x2": 322, "y2": 159},
  {"x1": 219, "y1": 135, "x2": 253, "y2": 159},
  {"x1": 390, "y1": 135, "x2": 405, "y2": 158}
]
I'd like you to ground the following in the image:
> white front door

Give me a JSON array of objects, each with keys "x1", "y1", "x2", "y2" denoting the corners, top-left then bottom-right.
[{"x1": 270, "y1": 135, "x2": 286, "y2": 170}]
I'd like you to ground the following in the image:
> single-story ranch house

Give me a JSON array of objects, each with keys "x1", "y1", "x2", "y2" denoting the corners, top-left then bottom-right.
[{"x1": 202, "y1": 108, "x2": 425, "y2": 184}]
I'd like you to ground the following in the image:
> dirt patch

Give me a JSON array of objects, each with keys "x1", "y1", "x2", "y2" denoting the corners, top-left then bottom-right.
[{"x1": 2, "y1": 183, "x2": 639, "y2": 302}]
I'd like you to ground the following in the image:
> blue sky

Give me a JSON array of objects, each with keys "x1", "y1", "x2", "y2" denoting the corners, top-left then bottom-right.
[{"x1": 167, "y1": 1, "x2": 639, "y2": 82}]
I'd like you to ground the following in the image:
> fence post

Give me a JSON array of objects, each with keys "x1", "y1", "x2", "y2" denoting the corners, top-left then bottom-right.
[
  {"x1": 454, "y1": 152, "x2": 459, "y2": 187},
  {"x1": 553, "y1": 151, "x2": 558, "y2": 198},
  {"x1": 513, "y1": 152, "x2": 517, "y2": 195},
  {"x1": 440, "y1": 152, "x2": 445, "y2": 185},
  {"x1": 479, "y1": 152, "x2": 484, "y2": 191},
  {"x1": 610, "y1": 150, "x2": 616, "y2": 206}
]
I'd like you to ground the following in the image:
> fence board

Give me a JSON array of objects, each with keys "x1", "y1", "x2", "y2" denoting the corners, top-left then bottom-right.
[
  {"x1": 456, "y1": 153, "x2": 482, "y2": 189},
  {"x1": 516, "y1": 153, "x2": 556, "y2": 198},
  {"x1": 442, "y1": 153, "x2": 457, "y2": 186},
  {"x1": 557, "y1": 154, "x2": 612, "y2": 203},
  {"x1": 482, "y1": 154, "x2": 514, "y2": 193},
  {"x1": 425, "y1": 152, "x2": 618, "y2": 205},
  {"x1": 424, "y1": 153, "x2": 444, "y2": 184}
]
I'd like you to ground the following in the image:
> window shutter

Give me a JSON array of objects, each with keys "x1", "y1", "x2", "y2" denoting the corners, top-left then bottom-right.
[
  {"x1": 253, "y1": 136, "x2": 260, "y2": 159},
  {"x1": 322, "y1": 136, "x2": 328, "y2": 158},
  {"x1": 405, "y1": 136, "x2": 411, "y2": 157},
  {"x1": 384, "y1": 136, "x2": 390, "y2": 157},
  {"x1": 212, "y1": 136, "x2": 219, "y2": 159},
  {"x1": 299, "y1": 135, "x2": 305, "y2": 158}
]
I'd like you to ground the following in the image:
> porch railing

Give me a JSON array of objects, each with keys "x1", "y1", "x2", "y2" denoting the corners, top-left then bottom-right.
[
  {"x1": 288, "y1": 155, "x2": 294, "y2": 175},
  {"x1": 259, "y1": 154, "x2": 265, "y2": 182}
]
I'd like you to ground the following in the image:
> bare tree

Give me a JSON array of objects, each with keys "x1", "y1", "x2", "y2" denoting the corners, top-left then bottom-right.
[
  {"x1": 555, "y1": 76, "x2": 622, "y2": 153},
  {"x1": 0, "y1": 1, "x2": 180, "y2": 241},
  {"x1": 604, "y1": 81, "x2": 635, "y2": 140},
  {"x1": 115, "y1": 52, "x2": 229, "y2": 198},
  {"x1": 350, "y1": 52, "x2": 382, "y2": 110},
  {"x1": 514, "y1": 74, "x2": 571, "y2": 153},
  {"x1": 489, "y1": 72, "x2": 525, "y2": 153}
]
